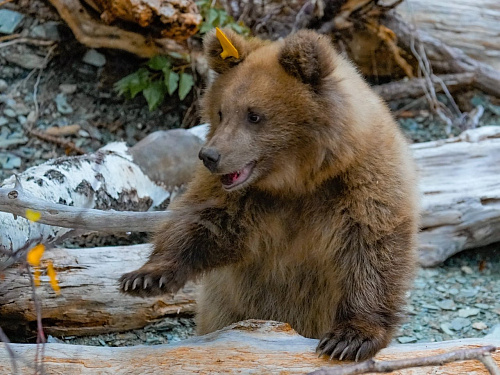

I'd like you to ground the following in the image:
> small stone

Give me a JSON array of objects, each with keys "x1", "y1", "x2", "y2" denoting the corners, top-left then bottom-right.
[
  {"x1": 55, "y1": 93, "x2": 73, "y2": 114},
  {"x1": 397, "y1": 336, "x2": 417, "y2": 344},
  {"x1": 494, "y1": 308, "x2": 500, "y2": 316},
  {"x1": 30, "y1": 21, "x2": 61, "y2": 41},
  {"x1": 59, "y1": 84, "x2": 78, "y2": 95},
  {"x1": 448, "y1": 288, "x2": 459, "y2": 295},
  {"x1": 0, "y1": 9, "x2": 24, "y2": 34},
  {"x1": 462, "y1": 288, "x2": 478, "y2": 298},
  {"x1": 17, "y1": 115, "x2": 27, "y2": 125},
  {"x1": 458, "y1": 308, "x2": 480, "y2": 318},
  {"x1": 437, "y1": 299, "x2": 456, "y2": 311},
  {"x1": 461, "y1": 265, "x2": 474, "y2": 274},
  {"x1": 475, "y1": 303, "x2": 489, "y2": 309},
  {"x1": 440, "y1": 323, "x2": 454, "y2": 335},
  {"x1": 3, "y1": 108, "x2": 16, "y2": 118},
  {"x1": 0, "y1": 79, "x2": 7, "y2": 93},
  {"x1": 4, "y1": 53, "x2": 46, "y2": 70},
  {"x1": 486, "y1": 324, "x2": 500, "y2": 339},
  {"x1": 0, "y1": 153, "x2": 21, "y2": 169},
  {"x1": 78, "y1": 129, "x2": 90, "y2": 138},
  {"x1": 472, "y1": 322, "x2": 487, "y2": 330},
  {"x1": 82, "y1": 49, "x2": 106, "y2": 67},
  {"x1": 450, "y1": 317, "x2": 471, "y2": 331},
  {"x1": 11, "y1": 102, "x2": 30, "y2": 116},
  {"x1": 421, "y1": 304, "x2": 440, "y2": 310},
  {"x1": 455, "y1": 276, "x2": 467, "y2": 284},
  {"x1": 0, "y1": 116, "x2": 8, "y2": 126}
]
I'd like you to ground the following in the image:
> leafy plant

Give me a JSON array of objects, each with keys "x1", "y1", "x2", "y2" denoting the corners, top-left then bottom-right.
[
  {"x1": 114, "y1": 54, "x2": 195, "y2": 111},
  {"x1": 114, "y1": 1, "x2": 249, "y2": 111},
  {"x1": 196, "y1": 0, "x2": 250, "y2": 35}
]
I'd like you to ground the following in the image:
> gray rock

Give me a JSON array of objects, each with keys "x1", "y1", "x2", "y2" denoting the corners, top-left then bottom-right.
[
  {"x1": 461, "y1": 266, "x2": 474, "y2": 275},
  {"x1": 0, "y1": 79, "x2": 7, "y2": 93},
  {"x1": 0, "y1": 153, "x2": 21, "y2": 169},
  {"x1": 448, "y1": 288, "x2": 459, "y2": 295},
  {"x1": 437, "y1": 299, "x2": 456, "y2": 311},
  {"x1": 475, "y1": 303, "x2": 490, "y2": 309},
  {"x1": 458, "y1": 308, "x2": 480, "y2": 318},
  {"x1": 30, "y1": 22, "x2": 61, "y2": 41},
  {"x1": 55, "y1": 93, "x2": 73, "y2": 114},
  {"x1": 3, "y1": 108, "x2": 16, "y2": 118},
  {"x1": 397, "y1": 336, "x2": 417, "y2": 344},
  {"x1": 0, "y1": 116, "x2": 8, "y2": 126},
  {"x1": 472, "y1": 322, "x2": 487, "y2": 330},
  {"x1": 485, "y1": 324, "x2": 500, "y2": 339},
  {"x1": 0, "y1": 9, "x2": 24, "y2": 34},
  {"x1": 82, "y1": 49, "x2": 106, "y2": 67},
  {"x1": 4, "y1": 53, "x2": 46, "y2": 70},
  {"x1": 17, "y1": 115, "x2": 27, "y2": 125},
  {"x1": 440, "y1": 323, "x2": 454, "y2": 335},
  {"x1": 421, "y1": 304, "x2": 439, "y2": 310},
  {"x1": 0, "y1": 135, "x2": 28, "y2": 148},
  {"x1": 450, "y1": 317, "x2": 471, "y2": 331},
  {"x1": 59, "y1": 83, "x2": 77, "y2": 95}
]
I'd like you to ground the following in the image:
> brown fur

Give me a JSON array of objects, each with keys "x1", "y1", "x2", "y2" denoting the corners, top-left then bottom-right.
[{"x1": 120, "y1": 29, "x2": 419, "y2": 362}]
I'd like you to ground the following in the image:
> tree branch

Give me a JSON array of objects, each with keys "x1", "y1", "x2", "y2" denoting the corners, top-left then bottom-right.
[
  {"x1": 0, "y1": 184, "x2": 170, "y2": 232},
  {"x1": 308, "y1": 346, "x2": 499, "y2": 375}
]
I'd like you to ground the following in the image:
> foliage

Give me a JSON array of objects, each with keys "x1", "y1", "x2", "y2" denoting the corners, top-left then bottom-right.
[
  {"x1": 114, "y1": 54, "x2": 195, "y2": 111},
  {"x1": 196, "y1": 0, "x2": 250, "y2": 35},
  {"x1": 114, "y1": 0, "x2": 249, "y2": 111}
]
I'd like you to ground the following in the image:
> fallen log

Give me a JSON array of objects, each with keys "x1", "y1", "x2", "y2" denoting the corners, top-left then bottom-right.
[
  {"x1": 0, "y1": 320, "x2": 498, "y2": 374},
  {"x1": 0, "y1": 244, "x2": 198, "y2": 338},
  {"x1": 0, "y1": 127, "x2": 203, "y2": 256},
  {"x1": 397, "y1": 0, "x2": 500, "y2": 72}
]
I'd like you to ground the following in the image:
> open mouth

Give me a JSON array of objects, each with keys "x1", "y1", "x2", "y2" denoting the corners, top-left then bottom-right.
[{"x1": 220, "y1": 161, "x2": 256, "y2": 190}]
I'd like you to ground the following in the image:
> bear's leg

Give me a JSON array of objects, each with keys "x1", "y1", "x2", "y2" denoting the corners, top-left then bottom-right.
[
  {"x1": 119, "y1": 204, "x2": 246, "y2": 297},
  {"x1": 317, "y1": 221, "x2": 415, "y2": 361}
]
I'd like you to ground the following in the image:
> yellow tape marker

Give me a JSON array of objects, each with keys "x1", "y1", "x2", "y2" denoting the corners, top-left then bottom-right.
[{"x1": 216, "y1": 27, "x2": 239, "y2": 59}]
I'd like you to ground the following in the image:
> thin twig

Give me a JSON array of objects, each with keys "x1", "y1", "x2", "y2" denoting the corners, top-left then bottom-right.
[
  {"x1": 308, "y1": 346, "x2": 499, "y2": 375},
  {"x1": 0, "y1": 327, "x2": 18, "y2": 375},
  {"x1": 26, "y1": 265, "x2": 46, "y2": 375},
  {"x1": 0, "y1": 0, "x2": 14, "y2": 6},
  {"x1": 0, "y1": 38, "x2": 55, "y2": 49}
]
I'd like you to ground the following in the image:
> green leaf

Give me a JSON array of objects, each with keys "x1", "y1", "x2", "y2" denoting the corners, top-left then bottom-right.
[
  {"x1": 199, "y1": 22, "x2": 214, "y2": 34},
  {"x1": 217, "y1": 11, "x2": 228, "y2": 27},
  {"x1": 129, "y1": 68, "x2": 151, "y2": 98},
  {"x1": 166, "y1": 70, "x2": 179, "y2": 96},
  {"x1": 148, "y1": 55, "x2": 170, "y2": 71},
  {"x1": 143, "y1": 80, "x2": 166, "y2": 111},
  {"x1": 178, "y1": 73, "x2": 194, "y2": 101},
  {"x1": 207, "y1": 8, "x2": 219, "y2": 26}
]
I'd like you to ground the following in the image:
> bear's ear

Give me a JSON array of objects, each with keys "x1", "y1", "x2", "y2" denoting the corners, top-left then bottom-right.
[
  {"x1": 204, "y1": 28, "x2": 264, "y2": 74},
  {"x1": 278, "y1": 30, "x2": 336, "y2": 90}
]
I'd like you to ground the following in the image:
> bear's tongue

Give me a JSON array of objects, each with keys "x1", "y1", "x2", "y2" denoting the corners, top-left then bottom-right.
[{"x1": 221, "y1": 163, "x2": 254, "y2": 189}]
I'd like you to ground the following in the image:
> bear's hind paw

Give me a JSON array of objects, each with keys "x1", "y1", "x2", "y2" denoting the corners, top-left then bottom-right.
[{"x1": 119, "y1": 268, "x2": 184, "y2": 297}]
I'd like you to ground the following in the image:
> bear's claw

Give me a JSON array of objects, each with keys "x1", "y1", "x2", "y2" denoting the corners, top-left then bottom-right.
[
  {"x1": 316, "y1": 323, "x2": 386, "y2": 362},
  {"x1": 119, "y1": 266, "x2": 187, "y2": 297}
]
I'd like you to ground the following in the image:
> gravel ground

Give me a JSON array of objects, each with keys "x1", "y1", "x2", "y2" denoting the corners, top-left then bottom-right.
[{"x1": 1, "y1": 18, "x2": 499, "y2": 347}]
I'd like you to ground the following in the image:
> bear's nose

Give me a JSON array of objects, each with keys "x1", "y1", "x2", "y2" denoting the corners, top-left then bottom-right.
[{"x1": 199, "y1": 147, "x2": 221, "y2": 173}]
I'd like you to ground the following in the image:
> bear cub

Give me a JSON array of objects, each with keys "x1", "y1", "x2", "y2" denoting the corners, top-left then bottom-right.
[{"x1": 120, "y1": 28, "x2": 419, "y2": 362}]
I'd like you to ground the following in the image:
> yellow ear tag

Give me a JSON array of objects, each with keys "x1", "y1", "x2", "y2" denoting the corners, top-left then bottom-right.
[{"x1": 216, "y1": 27, "x2": 239, "y2": 59}]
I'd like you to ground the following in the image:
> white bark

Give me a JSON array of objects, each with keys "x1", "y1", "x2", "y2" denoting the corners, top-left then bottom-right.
[
  {"x1": 0, "y1": 126, "x2": 207, "y2": 254},
  {"x1": 0, "y1": 320, "x2": 498, "y2": 375},
  {"x1": 398, "y1": 0, "x2": 500, "y2": 72},
  {"x1": 415, "y1": 126, "x2": 500, "y2": 266}
]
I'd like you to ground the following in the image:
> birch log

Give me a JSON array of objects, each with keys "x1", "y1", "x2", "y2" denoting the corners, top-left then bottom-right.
[
  {"x1": 0, "y1": 127, "x2": 204, "y2": 254},
  {"x1": 0, "y1": 320, "x2": 498, "y2": 375},
  {"x1": 0, "y1": 244, "x2": 197, "y2": 338},
  {"x1": 397, "y1": 0, "x2": 500, "y2": 72}
]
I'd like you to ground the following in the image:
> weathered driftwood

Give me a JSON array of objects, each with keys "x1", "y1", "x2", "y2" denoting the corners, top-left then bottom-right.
[
  {"x1": 382, "y1": 12, "x2": 500, "y2": 98},
  {"x1": 373, "y1": 72, "x2": 475, "y2": 101},
  {"x1": 0, "y1": 244, "x2": 198, "y2": 338},
  {"x1": 0, "y1": 320, "x2": 498, "y2": 374},
  {"x1": 398, "y1": 0, "x2": 500, "y2": 72},
  {"x1": 0, "y1": 127, "x2": 203, "y2": 255},
  {"x1": 47, "y1": 0, "x2": 193, "y2": 57},
  {"x1": 415, "y1": 126, "x2": 500, "y2": 266}
]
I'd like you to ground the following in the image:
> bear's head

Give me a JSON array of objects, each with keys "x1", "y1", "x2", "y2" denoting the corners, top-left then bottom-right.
[{"x1": 200, "y1": 28, "x2": 358, "y2": 195}]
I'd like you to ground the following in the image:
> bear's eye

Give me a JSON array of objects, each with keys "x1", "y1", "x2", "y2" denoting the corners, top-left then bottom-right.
[
  {"x1": 218, "y1": 110, "x2": 223, "y2": 122},
  {"x1": 247, "y1": 112, "x2": 261, "y2": 124}
]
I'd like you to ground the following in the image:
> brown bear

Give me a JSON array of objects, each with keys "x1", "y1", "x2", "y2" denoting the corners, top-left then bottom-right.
[{"x1": 120, "y1": 28, "x2": 419, "y2": 362}]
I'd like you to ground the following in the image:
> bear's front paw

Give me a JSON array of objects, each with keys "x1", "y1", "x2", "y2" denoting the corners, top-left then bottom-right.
[
  {"x1": 316, "y1": 322, "x2": 389, "y2": 362},
  {"x1": 119, "y1": 265, "x2": 187, "y2": 297}
]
